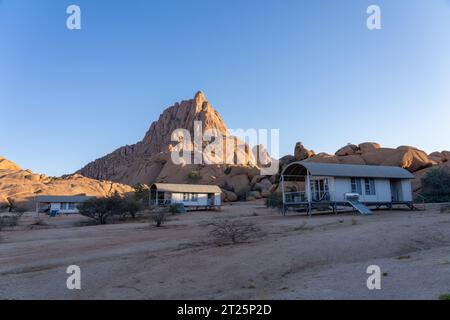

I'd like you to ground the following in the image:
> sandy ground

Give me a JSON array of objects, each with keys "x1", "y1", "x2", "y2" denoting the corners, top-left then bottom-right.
[{"x1": 1, "y1": 201, "x2": 450, "y2": 300}]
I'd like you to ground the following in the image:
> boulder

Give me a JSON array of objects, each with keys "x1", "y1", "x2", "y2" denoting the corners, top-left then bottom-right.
[
  {"x1": 338, "y1": 155, "x2": 366, "y2": 165},
  {"x1": 307, "y1": 153, "x2": 340, "y2": 164},
  {"x1": 442, "y1": 151, "x2": 450, "y2": 162},
  {"x1": 335, "y1": 144, "x2": 357, "y2": 156},
  {"x1": 221, "y1": 189, "x2": 238, "y2": 202},
  {"x1": 294, "y1": 142, "x2": 315, "y2": 161},
  {"x1": 279, "y1": 155, "x2": 297, "y2": 170},
  {"x1": 248, "y1": 191, "x2": 262, "y2": 199},
  {"x1": 253, "y1": 178, "x2": 272, "y2": 193},
  {"x1": 429, "y1": 152, "x2": 444, "y2": 164},
  {"x1": 250, "y1": 175, "x2": 266, "y2": 186},
  {"x1": 358, "y1": 142, "x2": 381, "y2": 154},
  {"x1": 225, "y1": 174, "x2": 250, "y2": 193}
]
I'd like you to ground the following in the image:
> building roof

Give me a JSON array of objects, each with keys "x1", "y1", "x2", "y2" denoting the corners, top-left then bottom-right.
[
  {"x1": 151, "y1": 183, "x2": 222, "y2": 194},
  {"x1": 35, "y1": 195, "x2": 94, "y2": 203},
  {"x1": 282, "y1": 161, "x2": 415, "y2": 180}
]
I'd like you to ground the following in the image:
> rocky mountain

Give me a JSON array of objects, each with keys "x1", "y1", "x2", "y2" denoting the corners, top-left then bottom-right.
[
  {"x1": 77, "y1": 92, "x2": 274, "y2": 201},
  {"x1": 0, "y1": 157, "x2": 133, "y2": 211}
]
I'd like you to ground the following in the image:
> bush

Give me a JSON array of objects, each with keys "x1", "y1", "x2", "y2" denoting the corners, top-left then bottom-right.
[
  {"x1": 169, "y1": 203, "x2": 185, "y2": 215},
  {"x1": 0, "y1": 213, "x2": 23, "y2": 230},
  {"x1": 77, "y1": 193, "x2": 141, "y2": 225},
  {"x1": 151, "y1": 211, "x2": 167, "y2": 227},
  {"x1": 421, "y1": 168, "x2": 450, "y2": 203},
  {"x1": 265, "y1": 192, "x2": 283, "y2": 210},
  {"x1": 236, "y1": 187, "x2": 250, "y2": 201},
  {"x1": 133, "y1": 183, "x2": 149, "y2": 204},
  {"x1": 206, "y1": 220, "x2": 262, "y2": 245},
  {"x1": 439, "y1": 293, "x2": 450, "y2": 300},
  {"x1": 187, "y1": 170, "x2": 201, "y2": 183}
]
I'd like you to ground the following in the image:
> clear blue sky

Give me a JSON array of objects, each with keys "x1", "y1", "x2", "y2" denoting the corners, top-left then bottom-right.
[{"x1": 1, "y1": 0, "x2": 450, "y2": 176}]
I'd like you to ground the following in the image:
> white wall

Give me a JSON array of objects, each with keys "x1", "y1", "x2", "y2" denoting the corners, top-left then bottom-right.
[
  {"x1": 401, "y1": 180, "x2": 413, "y2": 202},
  {"x1": 50, "y1": 203, "x2": 80, "y2": 214},
  {"x1": 333, "y1": 178, "x2": 392, "y2": 203},
  {"x1": 170, "y1": 193, "x2": 221, "y2": 207}
]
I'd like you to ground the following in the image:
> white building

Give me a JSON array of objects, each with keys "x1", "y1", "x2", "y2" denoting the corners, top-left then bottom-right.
[
  {"x1": 281, "y1": 162, "x2": 415, "y2": 215},
  {"x1": 35, "y1": 195, "x2": 93, "y2": 215},
  {"x1": 149, "y1": 183, "x2": 221, "y2": 210}
]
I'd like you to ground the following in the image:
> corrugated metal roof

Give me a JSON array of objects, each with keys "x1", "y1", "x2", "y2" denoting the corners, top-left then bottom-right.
[
  {"x1": 35, "y1": 195, "x2": 94, "y2": 203},
  {"x1": 151, "y1": 183, "x2": 222, "y2": 194},
  {"x1": 283, "y1": 162, "x2": 415, "y2": 179}
]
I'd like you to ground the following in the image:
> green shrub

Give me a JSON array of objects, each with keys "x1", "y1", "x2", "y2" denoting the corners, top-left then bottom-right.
[
  {"x1": 421, "y1": 168, "x2": 450, "y2": 203},
  {"x1": 265, "y1": 192, "x2": 283, "y2": 210},
  {"x1": 224, "y1": 167, "x2": 232, "y2": 175},
  {"x1": 78, "y1": 193, "x2": 142, "y2": 225},
  {"x1": 439, "y1": 293, "x2": 450, "y2": 300},
  {"x1": 133, "y1": 183, "x2": 149, "y2": 204},
  {"x1": 187, "y1": 170, "x2": 201, "y2": 183},
  {"x1": 0, "y1": 213, "x2": 23, "y2": 230},
  {"x1": 169, "y1": 203, "x2": 186, "y2": 215}
]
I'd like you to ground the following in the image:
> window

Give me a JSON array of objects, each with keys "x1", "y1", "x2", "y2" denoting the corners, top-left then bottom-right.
[
  {"x1": 68, "y1": 203, "x2": 76, "y2": 210},
  {"x1": 190, "y1": 193, "x2": 198, "y2": 202},
  {"x1": 183, "y1": 193, "x2": 189, "y2": 201},
  {"x1": 60, "y1": 203, "x2": 68, "y2": 210},
  {"x1": 365, "y1": 178, "x2": 376, "y2": 195},
  {"x1": 351, "y1": 178, "x2": 362, "y2": 194}
]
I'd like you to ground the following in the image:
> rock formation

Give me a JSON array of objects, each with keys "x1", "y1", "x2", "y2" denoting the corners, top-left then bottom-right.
[
  {"x1": 77, "y1": 92, "x2": 276, "y2": 201},
  {"x1": 0, "y1": 157, "x2": 133, "y2": 211}
]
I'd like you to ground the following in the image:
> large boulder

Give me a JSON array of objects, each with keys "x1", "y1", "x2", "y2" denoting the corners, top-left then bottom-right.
[
  {"x1": 221, "y1": 189, "x2": 238, "y2": 202},
  {"x1": 294, "y1": 142, "x2": 315, "y2": 161},
  {"x1": 307, "y1": 153, "x2": 340, "y2": 164},
  {"x1": 429, "y1": 152, "x2": 445, "y2": 164},
  {"x1": 225, "y1": 174, "x2": 250, "y2": 193},
  {"x1": 335, "y1": 144, "x2": 358, "y2": 156},
  {"x1": 253, "y1": 178, "x2": 272, "y2": 193},
  {"x1": 338, "y1": 155, "x2": 366, "y2": 165},
  {"x1": 358, "y1": 142, "x2": 381, "y2": 154},
  {"x1": 442, "y1": 151, "x2": 450, "y2": 162}
]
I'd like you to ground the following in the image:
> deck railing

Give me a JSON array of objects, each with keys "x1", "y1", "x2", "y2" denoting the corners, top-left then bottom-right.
[
  {"x1": 284, "y1": 191, "x2": 334, "y2": 203},
  {"x1": 149, "y1": 199, "x2": 172, "y2": 206}
]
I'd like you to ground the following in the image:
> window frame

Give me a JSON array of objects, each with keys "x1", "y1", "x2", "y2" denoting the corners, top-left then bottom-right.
[{"x1": 364, "y1": 178, "x2": 376, "y2": 195}]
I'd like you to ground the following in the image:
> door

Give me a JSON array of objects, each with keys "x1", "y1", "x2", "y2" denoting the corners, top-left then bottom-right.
[
  {"x1": 207, "y1": 193, "x2": 214, "y2": 206},
  {"x1": 390, "y1": 180, "x2": 402, "y2": 202},
  {"x1": 311, "y1": 178, "x2": 330, "y2": 201}
]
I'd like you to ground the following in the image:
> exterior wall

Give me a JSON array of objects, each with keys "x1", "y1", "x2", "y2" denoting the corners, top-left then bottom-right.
[
  {"x1": 401, "y1": 180, "x2": 413, "y2": 202},
  {"x1": 214, "y1": 194, "x2": 221, "y2": 206},
  {"x1": 50, "y1": 202, "x2": 80, "y2": 214},
  {"x1": 333, "y1": 178, "x2": 392, "y2": 203},
  {"x1": 333, "y1": 178, "x2": 352, "y2": 202},
  {"x1": 170, "y1": 192, "x2": 221, "y2": 207}
]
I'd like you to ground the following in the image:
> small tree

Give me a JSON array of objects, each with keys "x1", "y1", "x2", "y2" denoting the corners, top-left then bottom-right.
[
  {"x1": 77, "y1": 193, "x2": 125, "y2": 225},
  {"x1": 206, "y1": 220, "x2": 262, "y2": 245},
  {"x1": 421, "y1": 168, "x2": 450, "y2": 203},
  {"x1": 151, "y1": 211, "x2": 167, "y2": 227},
  {"x1": 134, "y1": 183, "x2": 149, "y2": 204},
  {"x1": 121, "y1": 197, "x2": 142, "y2": 219}
]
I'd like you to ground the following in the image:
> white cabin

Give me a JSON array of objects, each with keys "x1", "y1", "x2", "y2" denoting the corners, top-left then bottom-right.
[
  {"x1": 281, "y1": 162, "x2": 415, "y2": 215},
  {"x1": 35, "y1": 195, "x2": 93, "y2": 215},
  {"x1": 149, "y1": 183, "x2": 221, "y2": 209}
]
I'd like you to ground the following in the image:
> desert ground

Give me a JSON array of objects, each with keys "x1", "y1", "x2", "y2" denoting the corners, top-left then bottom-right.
[{"x1": 1, "y1": 201, "x2": 450, "y2": 300}]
